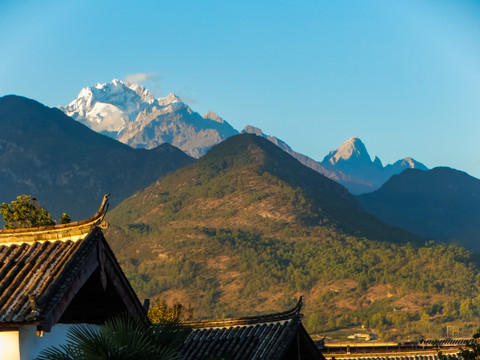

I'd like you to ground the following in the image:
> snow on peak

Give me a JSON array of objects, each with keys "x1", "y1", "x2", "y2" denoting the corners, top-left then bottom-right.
[
  {"x1": 61, "y1": 80, "x2": 182, "y2": 135},
  {"x1": 403, "y1": 157, "x2": 415, "y2": 168},
  {"x1": 394, "y1": 157, "x2": 428, "y2": 170},
  {"x1": 204, "y1": 111, "x2": 224, "y2": 123},
  {"x1": 157, "y1": 92, "x2": 182, "y2": 106},
  {"x1": 331, "y1": 136, "x2": 371, "y2": 164}
]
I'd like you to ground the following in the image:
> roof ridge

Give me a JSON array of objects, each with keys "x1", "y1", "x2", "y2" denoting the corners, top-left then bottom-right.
[
  {"x1": 184, "y1": 296, "x2": 303, "y2": 328},
  {"x1": 0, "y1": 195, "x2": 110, "y2": 244}
]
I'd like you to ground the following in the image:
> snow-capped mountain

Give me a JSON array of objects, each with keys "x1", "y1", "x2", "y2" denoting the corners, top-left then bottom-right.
[
  {"x1": 62, "y1": 79, "x2": 156, "y2": 135},
  {"x1": 61, "y1": 79, "x2": 238, "y2": 157},
  {"x1": 322, "y1": 137, "x2": 428, "y2": 193},
  {"x1": 62, "y1": 80, "x2": 427, "y2": 193}
]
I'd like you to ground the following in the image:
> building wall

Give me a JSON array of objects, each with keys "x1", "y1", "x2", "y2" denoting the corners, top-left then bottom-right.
[
  {"x1": 19, "y1": 323, "x2": 100, "y2": 360},
  {"x1": 0, "y1": 331, "x2": 20, "y2": 360}
]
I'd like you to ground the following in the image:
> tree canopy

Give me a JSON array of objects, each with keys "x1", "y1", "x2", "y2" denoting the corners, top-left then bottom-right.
[
  {"x1": 148, "y1": 299, "x2": 193, "y2": 324},
  {"x1": 0, "y1": 195, "x2": 70, "y2": 229}
]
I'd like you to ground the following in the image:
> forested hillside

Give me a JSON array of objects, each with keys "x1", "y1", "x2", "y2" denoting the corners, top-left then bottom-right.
[{"x1": 106, "y1": 134, "x2": 480, "y2": 340}]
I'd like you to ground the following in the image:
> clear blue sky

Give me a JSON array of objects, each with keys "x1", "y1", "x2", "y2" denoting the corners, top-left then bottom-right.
[{"x1": 1, "y1": 0, "x2": 479, "y2": 178}]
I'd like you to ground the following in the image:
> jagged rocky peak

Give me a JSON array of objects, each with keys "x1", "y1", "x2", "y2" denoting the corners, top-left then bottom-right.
[
  {"x1": 89, "y1": 79, "x2": 155, "y2": 104},
  {"x1": 402, "y1": 157, "x2": 416, "y2": 167},
  {"x1": 388, "y1": 157, "x2": 428, "y2": 171},
  {"x1": 61, "y1": 79, "x2": 156, "y2": 133},
  {"x1": 373, "y1": 156, "x2": 383, "y2": 168},
  {"x1": 158, "y1": 92, "x2": 182, "y2": 106},
  {"x1": 324, "y1": 136, "x2": 372, "y2": 165},
  {"x1": 61, "y1": 80, "x2": 185, "y2": 135},
  {"x1": 204, "y1": 111, "x2": 225, "y2": 123},
  {"x1": 242, "y1": 125, "x2": 264, "y2": 136},
  {"x1": 61, "y1": 79, "x2": 239, "y2": 158}
]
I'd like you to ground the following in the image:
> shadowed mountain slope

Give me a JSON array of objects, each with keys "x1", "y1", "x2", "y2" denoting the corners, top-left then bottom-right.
[
  {"x1": 358, "y1": 167, "x2": 480, "y2": 252},
  {"x1": 0, "y1": 95, "x2": 194, "y2": 220},
  {"x1": 106, "y1": 134, "x2": 480, "y2": 339}
]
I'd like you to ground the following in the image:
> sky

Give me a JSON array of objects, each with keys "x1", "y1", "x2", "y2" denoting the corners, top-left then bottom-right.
[{"x1": 1, "y1": 0, "x2": 479, "y2": 178}]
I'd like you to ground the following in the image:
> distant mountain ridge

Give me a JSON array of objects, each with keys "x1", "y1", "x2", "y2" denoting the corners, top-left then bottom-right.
[
  {"x1": 61, "y1": 79, "x2": 238, "y2": 157},
  {"x1": 242, "y1": 127, "x2": 428, "y2": 194},
  {"x1": 63, "y1": 80, "x2": 428, "y2": 193},
  {"x1": 357, "y1": 167, "x2": 480, "y2": 252},
  {"x1": 321, "y1": 136, "x2": 428, "y2": 193},
  {"x1": 0, "y1": 95, "x2": 194, "y2": 220}
]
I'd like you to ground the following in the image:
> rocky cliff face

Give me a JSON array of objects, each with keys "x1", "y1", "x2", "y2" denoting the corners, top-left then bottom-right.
[{"x1": 61, "y1": 79, "x2": 238, "y2": 157}]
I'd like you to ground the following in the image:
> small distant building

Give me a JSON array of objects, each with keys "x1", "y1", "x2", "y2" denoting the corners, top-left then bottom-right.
[
  {"x1": 0, "y1": 195, "x2": 145, "y2": 360},
  {"x1": 320, "y1": 339, "x2": 465, "y2": 360},
  {"x1": 180, "y1": 297, "x2": 325, "y2": 360}
]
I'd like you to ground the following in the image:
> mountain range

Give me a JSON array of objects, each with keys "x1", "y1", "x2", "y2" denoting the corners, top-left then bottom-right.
[
  {"x1": 105, "y1": 133, "x2": 480, "y2": 339},
  {"x1": 62, "y1": 80, "x2": 427, "y2": 194},
  {"x1": 0, "y1": 95, "x2": 193, "y2": 220},
  {"x1": 61, "y1": 79, "x2": 238, "y2": 158},
  {"x1": 242, "y1": 126, "x2": 427, "y2": 194},
  {"x1": 321, "y1": 136, "x2": 428, "y2": 193},
  {"x1": 3, "y1": 90, "x2": 476, "y2": 254},
  {"x1": 2, "y1": 90, "x2": 480, "y2": 339}
]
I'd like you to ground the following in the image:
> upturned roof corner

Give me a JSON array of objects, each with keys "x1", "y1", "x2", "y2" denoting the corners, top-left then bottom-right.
[{"x1": 0, "y1": 194, "x2": 110, "y2": 245}]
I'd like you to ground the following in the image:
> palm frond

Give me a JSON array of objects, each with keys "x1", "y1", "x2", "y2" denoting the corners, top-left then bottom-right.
[{"x1": 36, "y1": 313, "x2": 191, "y2": 360}]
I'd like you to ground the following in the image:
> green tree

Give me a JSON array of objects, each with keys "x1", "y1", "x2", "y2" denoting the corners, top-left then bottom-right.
[
  {"x1": 0, "y1": 195, "x2": 70, "y2": 229},
  {"x1": 60, "y1": 213, "x2": 72, "y2": 224},
  {"x1": 148, "y1": 299, "x2": 193, "y2": 324},
  {"x1": 36, "y1": 314, "x2": 190, "y2": 360}
]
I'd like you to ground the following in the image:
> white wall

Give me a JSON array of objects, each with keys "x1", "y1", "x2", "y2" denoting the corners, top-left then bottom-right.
[
  {"x1": 0, "y1": 331, "x2": 20, "y2": 360},
  {"x1": 19, "y1": 323, "x2": 99, "y2": 360}
]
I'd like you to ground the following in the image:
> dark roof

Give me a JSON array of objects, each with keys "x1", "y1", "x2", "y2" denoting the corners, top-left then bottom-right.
[
  {"x1": 0, "y1": 195, "x2": 145, "y2": 331},
  {"x1": 322, "y1": 340, "x2": 464, "y2": 360},
  {"x1": 327, "y1": 355, "x2": 459, "y2": 360},
  {"x1": 419, "y1": 339, "x2": 469, "y2": 347},
  {"x1": 180, "y1": 298, "x2": 324, "y2": 360}
]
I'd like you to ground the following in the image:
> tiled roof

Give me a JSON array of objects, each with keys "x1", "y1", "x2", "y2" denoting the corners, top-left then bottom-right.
[
  {"x1": 0, "y1": 194, "x2": 110, "y2": 245},
  {"x1": 323, "y1": 341, "x2": 464, "y2": 360},
  {"x1": 328, "y1": 353, "x2": 459, "y2": 360},
  {"x1": 180, "y1": 298, "x2": 324, "y2": 360},
  {"x1": 0, "y1": 235, "x2": 84, "y2": 323},
  {"x1": 419, "y1": 339, "x2": 469, "y2": 347},
  {"x1": 0, "y1": 195, "x2": 145, "y2": 330}
]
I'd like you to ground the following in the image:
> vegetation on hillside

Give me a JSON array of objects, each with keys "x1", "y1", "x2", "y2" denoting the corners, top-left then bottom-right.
[
  {"x1": 106, "y1": 134, "x2": 480, "y2": 340},
  {"x1": 148, "y1": 299, "x2": 194, "y2": 324}
]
